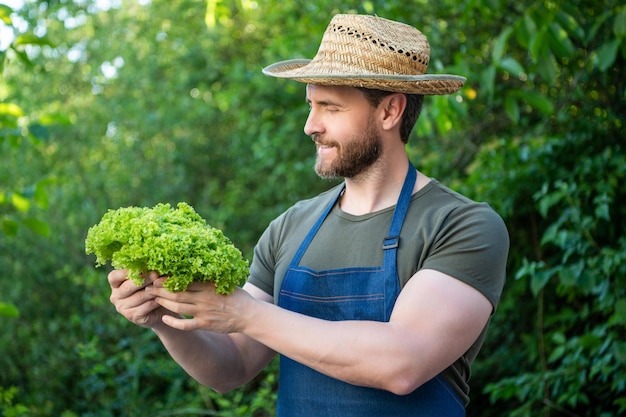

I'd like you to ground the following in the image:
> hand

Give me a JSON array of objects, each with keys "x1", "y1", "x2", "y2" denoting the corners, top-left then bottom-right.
[
  {"x1": 146, "y1": 279, "x2": 255, "y2": 333},
  {"x1": 108, "y1": 270, "x2": 174, "y2": 329}
]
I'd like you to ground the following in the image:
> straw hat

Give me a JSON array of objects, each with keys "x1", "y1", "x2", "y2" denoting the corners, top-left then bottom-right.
[{"x1": 262, "y1": 14, "x2": 465, "y2": 95}]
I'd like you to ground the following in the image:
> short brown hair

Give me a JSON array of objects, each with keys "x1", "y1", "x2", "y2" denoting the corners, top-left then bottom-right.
[{"x1": 358, "y1": 88, "x2": 424, "y2": 144}]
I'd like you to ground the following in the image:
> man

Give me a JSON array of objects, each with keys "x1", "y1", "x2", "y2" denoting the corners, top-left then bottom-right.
[{"x1": 108, "y1": 14, "x2": 509, "y2": 416}]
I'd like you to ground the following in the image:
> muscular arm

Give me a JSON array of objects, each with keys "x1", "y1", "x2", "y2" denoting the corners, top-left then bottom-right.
[
  {"x1": 155, "y1": 283, "x2": 276, "y2": 392},
  {"x1": 157, "y1": 269, "x2": 492, "y2": 395}
]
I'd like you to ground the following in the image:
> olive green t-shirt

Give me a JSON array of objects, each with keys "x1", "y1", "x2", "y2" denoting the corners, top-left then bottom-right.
[{"x1": 247, "y1": 179, "x2": 509, "y2": 405}]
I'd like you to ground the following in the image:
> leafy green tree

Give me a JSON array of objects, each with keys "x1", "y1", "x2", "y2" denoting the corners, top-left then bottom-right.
[{"x1": 0, "y1": 0, "x2": 623, "y2": 415}]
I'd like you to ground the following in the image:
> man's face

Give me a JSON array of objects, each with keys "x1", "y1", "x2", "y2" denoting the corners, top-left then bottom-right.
[{"x1": 305, "y1": 85, "x2": 382, "y2": 180}]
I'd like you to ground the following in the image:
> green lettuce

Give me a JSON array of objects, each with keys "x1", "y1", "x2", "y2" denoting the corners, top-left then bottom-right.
[{"x1": 85, "y1": 202, "x2": 249, "y2": 294}]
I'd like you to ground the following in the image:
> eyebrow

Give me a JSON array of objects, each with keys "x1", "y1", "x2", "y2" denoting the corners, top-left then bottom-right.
[{"x1": 305, "y1": 97, "x2": 345, "y2": 107}]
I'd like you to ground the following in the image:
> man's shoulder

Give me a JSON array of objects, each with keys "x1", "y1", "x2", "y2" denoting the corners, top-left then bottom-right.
[{"x1": 417, "y1": 180, "x2": 508, "y2": 233}]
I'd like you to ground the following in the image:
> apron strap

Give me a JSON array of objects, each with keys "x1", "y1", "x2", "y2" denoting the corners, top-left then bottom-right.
[
  {"x1": 383, "y1": 163, "x2": 417, "y2": 251},
  {"x1": 289, "y1": 184, "x2": 344, "y2": 267}
]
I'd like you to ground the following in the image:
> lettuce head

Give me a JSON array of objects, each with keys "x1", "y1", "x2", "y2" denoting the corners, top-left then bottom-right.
[{"x1": 85, "y1": 202, "x2": 249, "y2": 294}]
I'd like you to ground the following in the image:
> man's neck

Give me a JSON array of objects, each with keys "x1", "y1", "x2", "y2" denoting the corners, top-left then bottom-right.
[{"x1": 339, "y1": 159, "x2": 428, "y2": 215}]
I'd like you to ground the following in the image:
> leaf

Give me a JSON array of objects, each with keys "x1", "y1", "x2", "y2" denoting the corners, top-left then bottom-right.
[
  {"x1": 2, "y1": 218, "x2": 19, "y2": 236},
  {"x1": 555, "y1": 10, "x2": 585, "y2": 43},
  {"x1": 587, "y1": 10, "x2": 614, "y2": 46},
  {"x1": 530, "y1": 269, "x2": 552, "y2": 296},
  {"x1": 504, "y1": 93, "x2": 520, "y2": 123},
  {"x1": 34, "y1": 181, "x2": 50, "y2": 209},
  {"x1": 23, "y1": 217, "x2": 50, "y2": 237},
  {"x1": 548, "y1": 345, "x2": 566, "y2": 363},
  {"x1": 0, "y1": 302, "x2": 19, "y2": 318},
  {"x1": 14, "y1": 33, "x2": 56, "y2": 48},
  {"x1": 11, "y1": 192, "x2": 30, "y2": 212},
  {"x1": 0, "y1": 102, "x2": 25, "y2": 117},
  {"x1": 529, "y1": 27, "x2": 548, "y2": 64},
  {"x1": 596, "y1": 39, "x2": 619, "y2": 72},
  {"x1": 522, "y1": 90, "x2": 554, "y2": 115},
  {"x1": 548, "y1": 22, "x2": 576, "y2": 60},
  {"x1": 499, "y1": 57, "x2": 525, "y2": 77},
  {"x1": 481, "y1": 65, "x2": 496, "y2": 100},
  {"x1": 536, "y1": 50, "x2": 558, "y2": 84},
  {"x1": 492, "y1": 26, "x2": 513, "y2": 65},
  {"x1": 515, "y1": 13, "x2": 537, "y2": 50},
  {"x1": 558, "y1": 262, "x2": 583, "y2": 287},
  {"x1": 614, "y1": 8, "x2": 626, "y2": 39},
  {"x1": 28, "y1": 123, "x2": 50, "y2": 141},
  {"x1": 0, "y1": 4, "x2": 13, "y2": 25}
]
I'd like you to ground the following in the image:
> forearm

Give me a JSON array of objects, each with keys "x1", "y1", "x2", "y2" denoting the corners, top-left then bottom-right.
[
  {"x1": 152, "y1": 323, "x2": 262, "y2": 392},
  {"x1": 239, "y1": 271, "x2": 492, "y2": 396},
  {"x1": 241, "y1": 299, "x2": 435, "y2": 395}
]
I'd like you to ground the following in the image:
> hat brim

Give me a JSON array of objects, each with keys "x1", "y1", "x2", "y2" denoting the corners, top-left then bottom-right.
[{"x1": 263, "y1": 59, "x2": 466, "y2": 95}]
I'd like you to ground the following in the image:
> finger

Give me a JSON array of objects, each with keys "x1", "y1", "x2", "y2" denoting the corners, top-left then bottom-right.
[
  {"x1": 108, "y1": 269, "x2": 129, "y2": 288},
  {"x1": 162, "y1": 314, "x2": 200, "y2": 331},
  {"x1": 140, "y1": 271, "x2": 161, "y2": 285},
  {"x1": 118, "y1": 297, "x2": 159, "y2": 317},
  {"x1": 152, "y1": 276, "x2": 168, "y2": 288}
]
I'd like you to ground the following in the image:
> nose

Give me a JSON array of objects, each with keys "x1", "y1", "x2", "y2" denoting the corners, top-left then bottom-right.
[{"x1": 304, "y1": 107, "x2": 322, "y2": 138}]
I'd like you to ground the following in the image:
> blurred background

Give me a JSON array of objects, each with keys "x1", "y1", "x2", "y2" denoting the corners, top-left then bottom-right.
[{"x1": 0, "y1": 0, "x2": 624, "y2": 415}]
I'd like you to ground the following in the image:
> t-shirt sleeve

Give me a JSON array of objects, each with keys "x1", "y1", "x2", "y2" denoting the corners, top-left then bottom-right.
[
  {"x1": 246, "y1": 214, "x2": 285, "y2": 297},
  {"x1": 421, "y1": 203, "x2": 509, "y2": 310}
]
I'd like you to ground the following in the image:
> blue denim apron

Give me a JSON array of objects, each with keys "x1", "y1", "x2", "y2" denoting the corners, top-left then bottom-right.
[{"x1": 276, "y1": 164, "x2": 465, "y2": 416}]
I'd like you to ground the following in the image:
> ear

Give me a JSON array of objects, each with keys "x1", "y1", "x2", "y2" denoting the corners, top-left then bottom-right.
[{"x1": 379, "y1": 93, "x2": 406, "y2": 132}]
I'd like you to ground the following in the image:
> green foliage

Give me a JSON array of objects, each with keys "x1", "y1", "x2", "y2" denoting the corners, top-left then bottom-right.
[
  {"x1": 86, "y1": 202, "x2": 249, "y2": 294},
  {"x1": 0, "y1": 387, "x2": 29, "y2": 417},
  {"x1": 0, "y1": 0, "x2": 624, "y2": 415}
]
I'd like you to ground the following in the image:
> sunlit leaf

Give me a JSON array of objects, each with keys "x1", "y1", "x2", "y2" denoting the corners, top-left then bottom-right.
[
  {"x1": 0, "y1": 302, "x2": 19, "y2": 318},
  {"x1": 11, "y1": 192, "x2": 30, "y2": 212},
  {"x1": 0, "y1": 102, "x2": 25, "y2": 117},
  {"x1": 14, "y1": 33, "x2": 56, "y2": 48},
  {"x1": 38, "y1": 112, "x2": 74, "y2": 126},
  {"x1": 13, "y1": 33, "x2": 55, "y2": 47},
  {"x1": 0, "y1": 4, "x2": 12, "y2": 25}
]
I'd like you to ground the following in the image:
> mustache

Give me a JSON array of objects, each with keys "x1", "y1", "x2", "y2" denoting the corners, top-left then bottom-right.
[{"x1": 311, "y1": 135, "x2": 338, "y2": 147}]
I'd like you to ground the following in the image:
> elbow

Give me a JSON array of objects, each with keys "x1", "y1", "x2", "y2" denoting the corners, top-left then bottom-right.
[
  {"x1": 386, "y1": 377, "x2": 421, "y2": 396},
  {"x1": 211, "y1": 385, "x2": 234, "y2": 394},
  {"x1": 205, "y1": 380, "x2": 241, "y2": 394},
  {"x1": 382, "y1": 368, "x2": 428, "y2": 396},
  {"x1": 194, "y1": 375, "x2": 243, "y2": 394}
]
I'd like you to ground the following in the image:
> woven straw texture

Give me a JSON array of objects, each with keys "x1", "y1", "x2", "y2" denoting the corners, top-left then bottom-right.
[{"x1": 263, "y1": 14, "x2": 465, "y2": 95}]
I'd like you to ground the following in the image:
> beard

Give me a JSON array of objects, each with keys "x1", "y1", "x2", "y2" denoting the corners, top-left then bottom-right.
[{"x1": 314, "y1": 119, "x2": 382, "y2": 180}]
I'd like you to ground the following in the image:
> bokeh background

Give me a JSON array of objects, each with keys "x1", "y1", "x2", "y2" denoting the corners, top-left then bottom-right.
[{"x1": 1, "y1": 0, "x2": 624, "y2": 415}]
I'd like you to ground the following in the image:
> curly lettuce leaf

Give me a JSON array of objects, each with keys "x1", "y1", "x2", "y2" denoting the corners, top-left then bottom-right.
[{"x1": 85, "y1": 202, "x2": 249, "y2": 294}]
